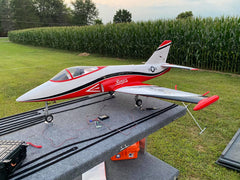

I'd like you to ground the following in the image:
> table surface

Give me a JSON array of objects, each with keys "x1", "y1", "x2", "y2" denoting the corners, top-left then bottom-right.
[
  {"x1": 105, "y1": 152, "x2": 179, "y2": 180},
  {"x1": 0, "y1": 93, "x2": 186, "y2": 180}
]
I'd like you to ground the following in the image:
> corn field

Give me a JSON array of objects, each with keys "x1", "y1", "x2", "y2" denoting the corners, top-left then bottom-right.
[{"x1": 8, "y1": 17, "x2": 240, "y2": 73}]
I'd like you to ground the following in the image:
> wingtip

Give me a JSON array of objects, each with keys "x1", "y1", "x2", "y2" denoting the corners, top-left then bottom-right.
[
  {"x1": 193, "y1": 95, "x2": 219, "y2": 111},
  {"x1": 191, "y1": 68, "x2": 199, "y2": 71}
]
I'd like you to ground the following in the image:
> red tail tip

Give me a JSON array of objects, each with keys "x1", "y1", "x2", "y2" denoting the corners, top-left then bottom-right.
[
  {"x1": 159, "y1": 40, "x2": 172, "y2": 47},
  {"x1": 193, "y1": 95, "x2": 219, "y2": 111}
]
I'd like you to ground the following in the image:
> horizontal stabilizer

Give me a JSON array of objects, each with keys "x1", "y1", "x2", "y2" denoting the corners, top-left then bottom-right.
[
  {"x1": 161, "y1": 63, "x2": 198, "y2": 71},
  {"x1": 193, "y1": 95, "x2": 219, "y2": 111}
]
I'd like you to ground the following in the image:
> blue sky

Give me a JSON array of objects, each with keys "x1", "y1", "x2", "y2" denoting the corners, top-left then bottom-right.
[{"x1": 65, "y1": 0, "x2": 240, "y2": 23}]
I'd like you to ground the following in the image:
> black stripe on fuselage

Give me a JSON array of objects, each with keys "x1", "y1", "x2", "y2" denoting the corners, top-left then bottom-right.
[{"x1": 29, "y1": 68, "x2": 170, "y2": 101}]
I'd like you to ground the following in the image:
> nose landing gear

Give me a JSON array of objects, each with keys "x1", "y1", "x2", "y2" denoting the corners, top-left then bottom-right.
[{"x1": 44, "y1": 102, "x2": 53, "y2": 123}]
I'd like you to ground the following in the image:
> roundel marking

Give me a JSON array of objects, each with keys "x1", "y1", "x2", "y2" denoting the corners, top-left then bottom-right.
[{"x1": 150, "y1": 66, "x2": 156, "y2": 72}]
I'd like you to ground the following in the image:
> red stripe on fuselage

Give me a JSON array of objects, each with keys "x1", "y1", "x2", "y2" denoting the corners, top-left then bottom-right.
[{"x1": 28, "y1": 68, "x2": 171, "y2": 102}]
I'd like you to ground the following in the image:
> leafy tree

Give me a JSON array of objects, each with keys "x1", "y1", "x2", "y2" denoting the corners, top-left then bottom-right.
[
  {"x1": 72, "y1": 0, "x2": 99, "y2": 26},
  {"x1": 0, "y1": 0, "x2": 13, "y2": 36},
  {"x1": 94, "y1": 18, "x2": 103, "y2": 25},
  {"x1": 176, "y1": 11, "x2": 193, "y2": 19},
  {"x1": 0, "y1": 1, "x2": 1, "y2": 36},
  {"x1": 10, "y1": 0, "x2": 40, "y2": 29},
  {"x1": 0, "y1": 19, "x2": 2, "y2": 36},
  {"x1": 113, "y1": 9, "x2": 132, "y2": 23},
  {"x1": 65, "y1": 7, "x2": 74, "y2": 25},
  {"x1": 33, "y1": 0, "x2": 69, "y2": 26}
]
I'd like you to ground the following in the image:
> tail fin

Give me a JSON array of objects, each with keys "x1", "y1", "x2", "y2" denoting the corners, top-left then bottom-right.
[{"x1": 145, "y1": 40, "x2": 172, "y2": 64}]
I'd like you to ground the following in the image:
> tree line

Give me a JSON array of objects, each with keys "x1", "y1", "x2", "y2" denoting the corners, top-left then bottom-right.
[
  {"x1": 0, "y1": 0, "x2": 192, "y2": 37},
  {"x1": 0, "y1": 0, "x2": 133, "y2": 36},
  {"x1": 0, "y1": 0, "x2": 102, "y2": 36}
]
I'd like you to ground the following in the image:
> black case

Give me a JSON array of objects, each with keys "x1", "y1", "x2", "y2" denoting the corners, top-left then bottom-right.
[{"x1": 0, "y1": 140, "x2": 27, "y2": 180}]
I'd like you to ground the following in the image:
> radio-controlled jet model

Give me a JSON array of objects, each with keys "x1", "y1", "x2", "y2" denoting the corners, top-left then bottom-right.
[{"x1": 17, "y1": 40, "x2": 219, "y2": 122}]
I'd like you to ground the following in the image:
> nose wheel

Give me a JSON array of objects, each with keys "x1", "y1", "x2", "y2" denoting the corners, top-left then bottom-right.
[
  {"x1": 44, "y1": 102, "x2": 53, "y2": 123},
  {"x1": 45, "y1": 114, "x2": 53, "y2": 123}
]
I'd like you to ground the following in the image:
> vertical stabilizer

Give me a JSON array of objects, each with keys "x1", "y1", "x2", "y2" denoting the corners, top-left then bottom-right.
[{"x1": 145, "y1": 40, "x2": 172, "y2": 64}]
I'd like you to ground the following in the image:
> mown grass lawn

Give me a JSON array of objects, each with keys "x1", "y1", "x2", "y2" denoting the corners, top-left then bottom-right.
[{"x1": 0, "y1": 37, "x2": 239, "y2": 179}]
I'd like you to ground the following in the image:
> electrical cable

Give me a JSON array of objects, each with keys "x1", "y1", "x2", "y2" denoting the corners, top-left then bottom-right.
[
  {"x1": 51, "y1": 96, "x2": 113, "y2": 115},
  {"x1": 0, "y1": 117, "x2": 45, "y2": 136},
  {"x1": 42, "y1": 124, "x2": 91, "y2": 148},
  {"x1": 9, "y1": 104, "x2": 178, "y2": 179},
  {"x1": 15, "y1": 104, "x2": 178, "y2": 179},
  {"x1": 0, "y1": 93, "x2": 110, "y2": 136},
  {"x1": 99, "y1": 118, "x2": 138, "y2": 136},
  {"x1": 10, "y1": 147, "x2": 79, "y2": 179},
  {"x1": 0, "y1": 110, "x2": 39, "y2": 123},
  {"x1": 48, "y1": 93, "x2": 108, "y2": 111},
  {"x1": 26, "y1": 142, "x2": 42, "y2": 149},
  {"x1": 0, "y1": 116, "x2": 43, "y2": 130}
]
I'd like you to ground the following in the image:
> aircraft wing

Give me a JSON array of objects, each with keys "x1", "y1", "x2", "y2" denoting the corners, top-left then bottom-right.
[{"x1": 115, "y1": 85, "x2": 219, "y2": 111}]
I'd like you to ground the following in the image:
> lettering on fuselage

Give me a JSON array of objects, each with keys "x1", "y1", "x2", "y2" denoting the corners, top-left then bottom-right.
[{"x1": 115, "y1": 79, "x2": 128, "y2": 86}]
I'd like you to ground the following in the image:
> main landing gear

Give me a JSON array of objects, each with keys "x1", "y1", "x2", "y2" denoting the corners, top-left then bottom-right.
[
  {"x1": 44, "y1": 102, "x2": 53, "y2": 123},
  {"x1": 135, "y1": 95, "x2": 142, "y2": 108},
  {"x1": 109, "y1": 91, "x2": 115, "y2": 98},
  {"x1": 109, "y1": 92, "x2": 142, "y2": 109}
]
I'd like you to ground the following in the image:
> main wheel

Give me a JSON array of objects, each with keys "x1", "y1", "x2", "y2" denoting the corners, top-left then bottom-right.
[
  {"x1": 136, "y1": 99, "x2": 142, "y2": 107},
  {"x1": 109, "y1": 91, "x2": 115, "y2": 98},
  {"x1": 45, "y1": 114, "x2": 53, "y2": 123}
]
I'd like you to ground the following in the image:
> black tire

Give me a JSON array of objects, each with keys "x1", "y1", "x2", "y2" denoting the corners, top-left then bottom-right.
[
  {"x1": 109, "y1": 91, "x2": 115, "y2": 98},
  {"x1": 45, "y1": 114, "x2": 53, "y2": 123},
  {"x1": 136, "y1": 99, "x2": 142, "y2": 107}
]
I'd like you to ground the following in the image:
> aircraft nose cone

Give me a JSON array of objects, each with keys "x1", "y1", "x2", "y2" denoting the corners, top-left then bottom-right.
[
  {"x1": 16, "y1": 81, "x2": 54, "y2": 102},
  {"x1": 16, "y1": 89, "x2": 37, "y2": 102},
  {"x1": 16, "y1": 94, "x2": 27, "y2": 102}
]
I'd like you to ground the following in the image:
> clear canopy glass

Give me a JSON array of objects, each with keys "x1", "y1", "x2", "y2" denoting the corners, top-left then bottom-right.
[{"x1": 51, "y1": 66, "x2": 98, "y2": 81}]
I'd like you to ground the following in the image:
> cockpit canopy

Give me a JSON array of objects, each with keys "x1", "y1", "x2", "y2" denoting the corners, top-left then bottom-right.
[{"x1": 51, "y1": 66, "x2": 98, "y2": 81}]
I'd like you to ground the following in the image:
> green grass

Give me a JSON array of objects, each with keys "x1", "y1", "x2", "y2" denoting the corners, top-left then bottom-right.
[
  {"x1": 147, "y1": 70, "x2": 240, "y2": 179},
  {"x1": 0, "y1": 37, "x2": 239, "y2": 179},
  {"x1": 0, "y1": 37, "x2": 139, "y2": 117}
]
